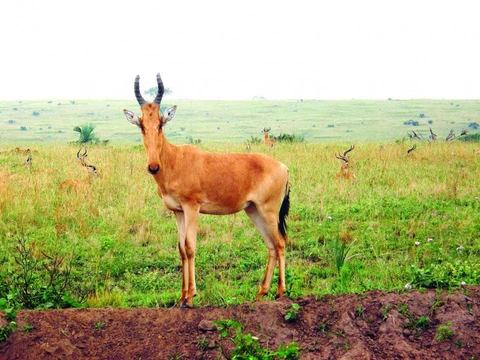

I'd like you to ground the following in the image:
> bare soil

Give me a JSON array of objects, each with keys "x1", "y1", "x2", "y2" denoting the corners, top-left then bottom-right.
[{"x1": 1, "y1": 287, "x2": 479, "y2": 359}]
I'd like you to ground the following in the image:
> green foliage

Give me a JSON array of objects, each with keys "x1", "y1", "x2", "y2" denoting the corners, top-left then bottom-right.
[
  {"x1": 73, "y1": 123, "x2": 98, "y2": 143},
  {"x1": 333, "y1": 238, "x2": 356, "y2": 276},
  {"x1": 215, "y1": 319, "x2": 300, "y2": 359},
  {"x1": 458, "y1": 132, "x2": 480, "y2": 142},
  {"x1": 409, "y1": 260, "x2": 480, "y2": 289},
  {"x1": 436, "y1": 322, "x2": 454, "y2": 341},
  {"x1": 144, "y1": 87, "x2": 173, "y2": 98},
  {"x1": 274, "y1": 133, "x2": 305, "y2": 143},
  {"x1": 0, "y1": 236, "x2": 85, "y2": 310},
  {"x1": 284, "y1": 303, "x2": 301, "y2": 323},
  {"x1": 187, "y1": 136, "x2": 202, "y2": 145},
  {"x1": 0, "y1": 321, "x2": 17, "y2": 342}
]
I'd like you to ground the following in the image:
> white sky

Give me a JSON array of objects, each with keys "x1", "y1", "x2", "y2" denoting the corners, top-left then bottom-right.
[{"x1": 1, "y1": 0, "x2": 479, "y2": 100}]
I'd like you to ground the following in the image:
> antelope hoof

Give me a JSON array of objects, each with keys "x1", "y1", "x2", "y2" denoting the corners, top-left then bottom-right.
[
  {"x1": 181, "y1": 298, "x2": 194, "y2": 308},
  {"x1": 254, "y1": 292, "x2": 267, "y2": 302}
]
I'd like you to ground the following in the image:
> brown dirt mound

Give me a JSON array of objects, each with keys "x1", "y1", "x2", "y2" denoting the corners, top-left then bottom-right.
[{"x1": 1, "y1": 287, "x2": 479, "y2": 359}]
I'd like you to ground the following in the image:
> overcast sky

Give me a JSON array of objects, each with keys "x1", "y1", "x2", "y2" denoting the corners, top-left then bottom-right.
[{"x1": 1, "y1": 0, "x2": 479, "y2": 100}]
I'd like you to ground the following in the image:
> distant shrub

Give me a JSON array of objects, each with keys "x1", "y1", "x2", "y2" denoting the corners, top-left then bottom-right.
[
  {"x1": 468, "y1": 122, "x2": 478, "y2": 130},
  {"x1": 13, "y1": 108, "x2": 18, "y2": 111},
  {"x1": 20, "y1": 126, "x2": 27, "y2": 131},
  {"x1": 327, "y1": 124, "x2": 335, "y2": 128},
  {"x1": 275, "y1": 133, "x2": 305, "y2": 143},
  {"x1": 458, "y1": 133, "x2": 480, "y2": 142},
  {"x1": 246, "y1": 136, "x2": 262, "y2": 145},
  {"x1": 70, "y1": 101, "x2": 76, "y2": 105},
  {"x1": 31, "y1": 111, "x2": 39, "y2": 116},
  {"x1": 47, "y1": 101, "x2": 52, "y2": 104},
  {"x1": 403, "y1": 120, "x2": 419, "y2": 126},
  {"x1": 187, "y1": 136, "x2": 201, "y2": 145},
  {"x1": 419, "y1": 113, "x2": 425, "y2": 118},
  {"x1": 8, "y1": 120, "x2": 14, "y2": 124},
  {"x1": 428, "y1": 120, "x2": 433, "y2": 125}
]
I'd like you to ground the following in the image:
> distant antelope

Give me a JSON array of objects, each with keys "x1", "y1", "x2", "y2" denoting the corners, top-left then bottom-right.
[
  {"x1": 335, "y1": 145, "x2": 356, "y2": 180},
  {"x1": 124, "y1": 73, "x2": 290, "y2": 308},
  {"x1": 59, "y1": 151, "x2": 101, "y2": 190},
  {"x1": 23, "y1": 149, "x2": 32, "y2": 170},
  {"x1": 262, "y1": 127, "x2": 275, "y2": 148},
  {"x1": 445, "y1": 129, "x2": 455, "y2": 142}
]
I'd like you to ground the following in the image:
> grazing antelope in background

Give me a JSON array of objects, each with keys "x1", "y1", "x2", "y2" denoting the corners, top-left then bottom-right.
[
  {"x1": 445, "y1": 129, "x2": 456, "y2": 142},
  {"x1": 335, "y1": 145, "x2": 356, "y2": 180},
  {"x1": 23, "y1": 149, "x2": 32, "y2": 170},
  {"x1": 59, "y1": 150, "x2": 101, "y2": 190},
  {"x1": 124, "y1": 73, "x2": 290, "y2": 308},
  {"x1": 262, "y1": 127, "x2": 275, "y2": 148}
]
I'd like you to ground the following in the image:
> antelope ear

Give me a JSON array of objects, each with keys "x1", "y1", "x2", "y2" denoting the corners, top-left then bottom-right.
[
  {"x1": 162, "y1": 105, "x2": 177, "y2": 126},
  {"x1": 123, "y1": 109, "x2": 141, "y2": 127}
]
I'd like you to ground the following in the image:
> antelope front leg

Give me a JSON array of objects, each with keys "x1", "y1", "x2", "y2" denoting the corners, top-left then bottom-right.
[
  {"x1": 174, "y1": 212, "x2": 188, "y2": 306},
  {"x1": 177, "y1": 207, "x2": 199, "y2": 308}
]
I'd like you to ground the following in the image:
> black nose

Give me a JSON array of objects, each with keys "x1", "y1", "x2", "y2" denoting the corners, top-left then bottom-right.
[{"x1": 148, "y1": 164, "x2": 160, "y2": 175}]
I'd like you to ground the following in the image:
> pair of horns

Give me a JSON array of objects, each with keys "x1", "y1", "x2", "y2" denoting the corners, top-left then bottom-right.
[{"x1": 134, "y1": 73, "x2": 164, "y2": 106}]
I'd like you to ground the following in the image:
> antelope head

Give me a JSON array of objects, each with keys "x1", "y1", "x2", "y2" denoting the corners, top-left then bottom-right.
[
  {"x1": 83, "y1": 162, "x2": 101, "y2": 179},
  {"x1": 124, "y1": 74, "x2": 177, "y2": 175},
  {"x1": 335, "y1": 145, "x2": 354, "y2": 167},
  {"x1": 24, "y1": 149, "x2": 32, "y2": 169}
]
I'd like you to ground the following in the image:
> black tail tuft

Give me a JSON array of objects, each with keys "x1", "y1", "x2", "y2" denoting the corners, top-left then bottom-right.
[{"x1": 278, "y1": 186, "x2": 290, "y2": 238}]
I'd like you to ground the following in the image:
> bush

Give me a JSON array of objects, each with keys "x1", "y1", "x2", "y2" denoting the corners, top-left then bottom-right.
[
  {"x1": 458, "y1": 133, "x2": 480, "y2": 142},
  {"x1": 73, "y1": 123, "x2": 99, "y2": 143},
  {"x1": 275, "y1": 133, "x2": 305, "y2": 143},
  {"x1": 403, "y1": 120, "x2": 420, "y2": 126}
]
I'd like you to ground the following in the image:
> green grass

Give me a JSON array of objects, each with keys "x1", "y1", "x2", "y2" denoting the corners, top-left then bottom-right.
[
  {"x1": 0, "y1": 99, "x2": 479, "y2": 144},
  {"x1": 1, "y1": 140, "x2": 479, "y2": 309},
  {"x1": 0, "y1": 98, "x2": 479, "y2": 309}
]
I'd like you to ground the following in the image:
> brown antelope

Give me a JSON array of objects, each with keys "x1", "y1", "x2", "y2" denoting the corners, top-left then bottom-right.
[
  {"x1": 59, "y1": 150, "x2": 101, "y2": 190},
  {"x1": 23, "y1": 149, "x2": 32, "y2": 170},
  {"x1": 335, "y1": 145, "x2": 356, "y2": 180},
  {"x1": 262, "y1": 127, "x2": 275, "y2": 148},
  {"x1": 123, "y1": 73, "x2": 290, "y2": 308}
]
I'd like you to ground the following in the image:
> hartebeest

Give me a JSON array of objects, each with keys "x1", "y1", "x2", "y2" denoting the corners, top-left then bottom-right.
[
  {"x1": 124, "y1": 73, "x2": 290, "y2": 308},
  {"x1": 335, "y1": 145, "x2": 356, "y2": 180},
  {"x1": 262, "y1": 127, "x2": 275, "y2": 148}
]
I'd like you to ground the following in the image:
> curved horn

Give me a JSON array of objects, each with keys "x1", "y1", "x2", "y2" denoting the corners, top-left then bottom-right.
[
  {"x1": 343, "y1": 144, "x2": 354, "y2": 157},
  {"x1": 134, "y1": 75, "x2": 147, "y2": 106},
  {"x1": 153, "y1": 73, "x2": 165, "y2": 105}
]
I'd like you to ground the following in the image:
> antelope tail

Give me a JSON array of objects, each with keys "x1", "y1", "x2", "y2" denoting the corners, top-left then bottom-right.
[{"x1": 278, "y1": 179, "x2": 290, "y2": 239}]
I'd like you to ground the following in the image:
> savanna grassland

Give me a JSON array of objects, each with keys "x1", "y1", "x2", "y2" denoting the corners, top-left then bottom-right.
[
  {"x1": 0, "y1": 130, "x2": 479, "y2": 309},
  {"x1": 1, "y1": 99, "x2": 480, "y2": 358}
]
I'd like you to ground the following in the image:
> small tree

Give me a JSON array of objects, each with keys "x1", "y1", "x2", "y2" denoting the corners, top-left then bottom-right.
[
  {"x1": 145, "y1": 87, "x2": 173, "y2": 98},
  {"x1": 73, "y1": 124, "x2": 98, "y2": 143}
]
